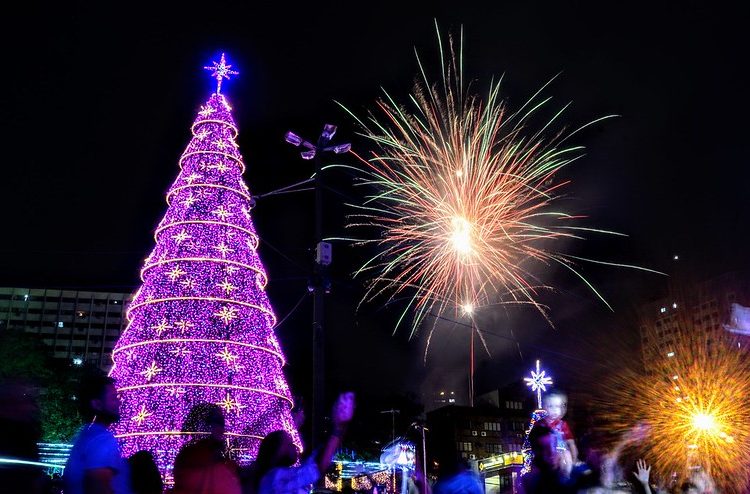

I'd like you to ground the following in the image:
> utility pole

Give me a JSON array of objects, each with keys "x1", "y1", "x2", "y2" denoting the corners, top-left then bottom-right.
[
  {"x1": 411, "y1": 422, "x2": 429, "y2": 488},
  {"x1": 462, "y1": 303, "x2": 476, "y2": 408},
  {"x1": 470, "y1": 323, "x2": 475, "y2": 407},
  {"x1": 285, "y1": 125, "x2": 350, "y2": 449},
  {"x1": 379, "y1": 408, "x2": 400, "y2": 446}
]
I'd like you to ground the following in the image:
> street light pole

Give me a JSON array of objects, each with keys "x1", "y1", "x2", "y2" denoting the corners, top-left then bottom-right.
[
  {"x1": 411, "y1": 422, "x2": 429, "y2": 489},
  {"x1": 462, "y1": 302, "x2": 475, "y2": 408},
  {"x1": 379, "y1": 408, "x2": 400, "y2": 446},
  {"x1": 470, "y1": 323, "x2": 475, "y2": 407},
  {"x1": 285, "y1": 125, "x2": 350, "y2": 449},
  {"x1": 311, "y1": 132, "x2": 326, "y2": 451}
]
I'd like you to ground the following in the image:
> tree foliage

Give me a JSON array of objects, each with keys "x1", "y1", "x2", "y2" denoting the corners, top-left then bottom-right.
[{"x1": 0, "y1": 329, "x2": 83, "y2": 442}]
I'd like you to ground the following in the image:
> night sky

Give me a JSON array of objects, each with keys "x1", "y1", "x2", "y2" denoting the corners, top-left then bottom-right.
[{"x1": 3, "y1": 1, "x2": 749, "y2": 426}]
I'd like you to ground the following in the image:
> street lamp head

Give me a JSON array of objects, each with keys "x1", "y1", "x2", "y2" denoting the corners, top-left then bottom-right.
[
  {"x1": 285, "y1": 131, "x2": 302, "y2": 146},
  {"x1": 322, "y1": 124, "x2": 337, "y2": 140},
  {"x1": 300, "y1": 149, "x2": 316, "y2": 160},
  {"x1": 332, "y1": 143, "x2": 351, "y2": 154}
]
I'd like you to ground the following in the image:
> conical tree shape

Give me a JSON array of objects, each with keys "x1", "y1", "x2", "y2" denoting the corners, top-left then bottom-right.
[{"x1": 110, "y1": 89, "x2": 302, "y2": 477}]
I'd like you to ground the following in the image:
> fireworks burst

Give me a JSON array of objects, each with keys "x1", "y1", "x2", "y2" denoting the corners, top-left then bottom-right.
[
  {"x1": 604, "y1": 306, "x2": 750, "y2": 491},
  {"x1": 339, "y1": 26, "x2": 647, "y2": 341}
]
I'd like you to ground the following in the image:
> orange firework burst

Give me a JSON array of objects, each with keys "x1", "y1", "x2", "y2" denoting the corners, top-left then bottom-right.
[
  {"x1": 604, "y1": 303, "x2": 750, "y2": 492},
  {"x1": 339, "y1": 27, "x2": 644, "y2": 338}
]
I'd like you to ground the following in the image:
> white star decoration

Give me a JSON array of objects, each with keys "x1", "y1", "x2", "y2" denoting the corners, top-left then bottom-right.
[
  {"x1": 166, "y1": 387, "x2": 187, "y2": 397},
  {"x1": 214, "y1": 305, "x2": 239, "y2": 325},
  {"x1": 216, "y1": 393, "x2": 246, "y2": 413},
  {"x1": 132, "y1": 404, "x2": 153, "y2": 426},
  {"x1": 216, "y1": 346, "x2": 238, "y2": 365},
  {"x1": 213, "y1": 242, "x2": 235, "y2": 258},
  {"x1": 195, "y1": 189, "x2": 212, "y2": 199},
  {"x1": 180, "y1": 278, "x2": 197, "y2": 289},
  {"x1": 181, "y1": 194, "x2": 198, "y2": 207},
  {"x1": 209, "y1": 162, "x2": 230, "y2": 173},
  {"x1": 172, "y1": 229, "x2": 192, "y2": 245},
  {"x1": 198, "y1": 105, "x2": 215, "y2": 117},
  {"x1": 168, "y1": 347, "x2": 191, "y2": 358},
  {"x1": 140, "y1": 361, "x2": 163, "y2": 382},
  {"x1": 184, "y1": 172, "x2": 202, "y2": 184},
  {"x1": 524, "y1": 359, "x2": 553, "y2": 409},
  {"x1": 174, "y1": 320, "x2": 196, "y2": 334},
  {"x1": 203, "y1": 53, "x2": 239, "y2": 94},
  {"x1": 151, "y1": 319, "x2": 172, "y2": 336},
  {"x1": 182, "y1": 241, "x2": 199, "y2": 253},
  {"x1": 217, "y1": 278, "x2": 236, "y2": 295},
  {"x1": 166, "y1": 265, "x2": 187, "y2": 281},
  {"x1": 212, "y1": 205, "x2": 233, "y2": 221},
  {"x1": 195, "y1": 129, "x2": 210, "y2": 140}
]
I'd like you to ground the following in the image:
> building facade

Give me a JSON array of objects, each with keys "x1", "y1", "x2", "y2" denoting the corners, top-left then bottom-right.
[
  {"x1": 638, "y1": 270, "x2": 750, "y2": 374},
  {"x1": 427, "y1": 395, "x2": 530, "y2": 494},
  {"x1": 0, "y1": 287, "x2": 132, "y2": 371}
]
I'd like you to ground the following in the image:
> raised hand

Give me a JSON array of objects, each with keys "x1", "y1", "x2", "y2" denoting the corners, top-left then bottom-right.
[
  {"x1": 332, "y1": 392, "x2": 355, "y2": 428},
  {"x1": 633, "y1": 458, "x2": 651, "y2": 484}
]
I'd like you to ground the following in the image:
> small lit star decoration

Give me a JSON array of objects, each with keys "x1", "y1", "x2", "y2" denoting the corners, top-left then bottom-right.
[
  {"x1": 524, "y1": 359, "x2": 553, "y2": 409},
  {"x1": 203, "y1": 53, "x2": 238, "y2": 94},
  {"x1": 109, "y1": 53, "x2": 301, "y2": 477},
  {"x1": 132, "y1": 404, "x2": 153, "y2": 426},
  {"x1": 520, "y1": 359, "x2": 554, "y2": 476}
]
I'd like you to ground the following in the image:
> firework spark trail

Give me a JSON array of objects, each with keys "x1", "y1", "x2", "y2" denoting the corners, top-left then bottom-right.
[
  {"x1": 604, "y1": 323, "x2": 750, "y2": 492},
  {"x1": 338, "y1": 26, "x2": 658, "y2": 342}
]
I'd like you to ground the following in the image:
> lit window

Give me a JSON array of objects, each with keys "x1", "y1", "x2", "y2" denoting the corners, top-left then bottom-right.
[
  {"x1": 667, "y1": 351, "x2": 675, "y2": 358},
  {"x1": 57, "y1": 321, "x2": 64, "y2": 328},
  {"x1": 448, "y1": 398, "x2": 455, "y2": 403},
  {"x1": 672, "y1": 302, "x2": 678, "y2": 309},
  {"x1": 673, "y1": 255, "x2": 679, "y2": 260},
  {"x1": 72, "y1": 357, "x2": 83, "y2": 366},
  {"x1": 660, "y1": 307, "x2": 667, "y2": 313}
]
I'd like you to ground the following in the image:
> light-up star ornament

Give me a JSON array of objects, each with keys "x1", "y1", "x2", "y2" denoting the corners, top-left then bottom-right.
[
  {"x1": 203, "y1": 53, "x2": 238, "y2": 94},
  {"x1": 132, "y1": 404, "x2": 153, "y2": 426},
  {"x1": 524, "y1": 359, "x2": 553, "y2": 409}
]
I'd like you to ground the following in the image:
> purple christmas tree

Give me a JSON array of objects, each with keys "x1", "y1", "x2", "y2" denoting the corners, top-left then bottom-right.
[{"x1": 110, "y1": 54, "x2": 302, "y2": 476}]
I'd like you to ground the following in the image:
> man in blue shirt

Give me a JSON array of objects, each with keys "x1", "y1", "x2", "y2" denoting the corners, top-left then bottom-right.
[{"x1": 64, "y1": 374, "x2": 131, "y2": 494}]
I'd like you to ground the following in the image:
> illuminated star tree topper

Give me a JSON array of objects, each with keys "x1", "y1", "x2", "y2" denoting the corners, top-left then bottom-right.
[
  {"x1": 203, "y1": 53, "x2": 239, "y2": 94},
  {"x1": 524, "y1": 359, "x2": 553, "y2": 409}
]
